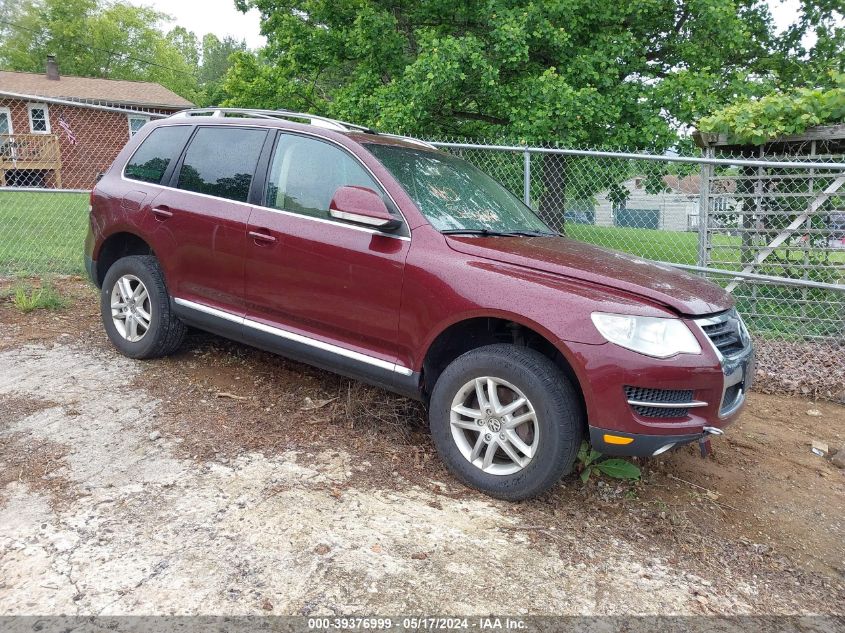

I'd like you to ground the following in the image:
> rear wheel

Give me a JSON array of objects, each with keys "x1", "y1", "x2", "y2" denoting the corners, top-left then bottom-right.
[
  {"x1": 429, "y1": 344, "x2": 583, "y2": 500},
  {"x1": 100, "y1": 255, "x2": 185, "y2": 359}
]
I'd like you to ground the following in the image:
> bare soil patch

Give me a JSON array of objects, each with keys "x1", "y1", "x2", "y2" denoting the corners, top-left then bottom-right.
[
  {"x1": 0, "y1": 432, "x2": 72, "y2": 506},
  {"x1": 0, "y1": 392, "x2": 60, "y2": 427}
]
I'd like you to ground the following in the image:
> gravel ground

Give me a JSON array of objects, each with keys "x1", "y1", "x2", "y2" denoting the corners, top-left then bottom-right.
[
  {"x1": 754, "y1": 338, "x2": 845, "y2": 402},
  {"x1": 0, "y1": 279, "x2": 843, "y2": 617}
]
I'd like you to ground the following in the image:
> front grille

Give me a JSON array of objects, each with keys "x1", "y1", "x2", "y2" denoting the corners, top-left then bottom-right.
[
  {"x1": 699, "y1": 312, "x2": 746, "y2": 357},
  {"x1": 624, "y1": 386, "x2": 693, "y2": 418}
]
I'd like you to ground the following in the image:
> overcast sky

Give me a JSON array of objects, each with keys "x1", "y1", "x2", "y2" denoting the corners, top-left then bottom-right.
[{"x1": 126, "y1": 0, "x2": 818, "y2": 52}]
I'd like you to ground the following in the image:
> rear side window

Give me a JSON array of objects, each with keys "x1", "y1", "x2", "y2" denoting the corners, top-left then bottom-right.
[
  {"x1": 124, "y1": 125, "x2": 192, "y2": 184},
  {"x1": 176, "y1": 127, "x2": 267, "y2": 203},
  {"x1": 265, "y1": 133, "x2": 379, "y2": 219}
]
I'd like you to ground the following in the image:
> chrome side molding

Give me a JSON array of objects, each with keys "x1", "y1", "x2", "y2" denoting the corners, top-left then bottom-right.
[{"x1": 173, "y1": 297, "x2": 414, "y2": 377}]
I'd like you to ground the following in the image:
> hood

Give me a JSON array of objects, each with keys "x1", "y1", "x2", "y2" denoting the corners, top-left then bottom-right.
[{"x1": 446, "y1": 235, "x2": 733, "y2": 316}]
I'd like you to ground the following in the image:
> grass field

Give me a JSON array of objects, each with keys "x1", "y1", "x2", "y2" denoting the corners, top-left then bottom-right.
[
  {"x1": 566, "y1": 223, "x2": 738, "y2": 265},
  {"x1": 0, "y1": 190, "x2": 89, "y2": 275}
]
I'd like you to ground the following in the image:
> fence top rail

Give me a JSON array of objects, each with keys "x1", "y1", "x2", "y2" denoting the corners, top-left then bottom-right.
[
  {"x1": 0, "y1": 90, "x2": 170, "y2": 118},
  {"x1": 664, "y1": 262, "x2": 844, "y2": 291},
  {"x1": 428, "y1": 141, "x2": 845, "y2": 171}
]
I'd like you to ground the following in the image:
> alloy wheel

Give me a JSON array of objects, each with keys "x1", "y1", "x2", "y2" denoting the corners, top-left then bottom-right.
[
  {"x1": 110, "y1": 274, "x2": 151, "y2": 342},
  {"x1": 449, "y1": 376, "x2": 539, "y2": 475}
]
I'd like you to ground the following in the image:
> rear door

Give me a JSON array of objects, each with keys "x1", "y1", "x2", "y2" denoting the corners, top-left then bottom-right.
[
  {"x1": 153, "y1": 125, "x2": 269, "y2": 313},
  {"x1": 244, "y1": 132, "x2": 410, "y2": 366}
]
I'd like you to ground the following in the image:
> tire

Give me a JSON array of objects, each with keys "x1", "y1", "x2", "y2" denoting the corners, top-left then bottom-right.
[
  {"x1": 429, "y1": 344, "x2": 584, "y2": 501},
  {"x1": 100, "y1": 255, "x2": 186, "y2": 359}
]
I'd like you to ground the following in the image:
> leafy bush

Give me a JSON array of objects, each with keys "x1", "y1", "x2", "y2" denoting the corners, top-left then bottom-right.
[
  {"x1": 577, "y1": 442, "x2": 641, "y2": 483},
  {"x1": 698, "y1": 71, "x2": 845, "y2": 145}
]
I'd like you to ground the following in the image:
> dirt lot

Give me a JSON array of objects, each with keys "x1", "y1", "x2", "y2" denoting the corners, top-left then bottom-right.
[{"x1": 1, "y1": 278, "x2": 843, "y2": 616}]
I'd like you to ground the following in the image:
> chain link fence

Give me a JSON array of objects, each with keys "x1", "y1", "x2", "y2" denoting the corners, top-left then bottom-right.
[
  {"x1": 0, "y1": 92, "x2": 167, "y2": 273},
  {"x1": 0, "y1": 96, "x2": 842, "y2": 399}
]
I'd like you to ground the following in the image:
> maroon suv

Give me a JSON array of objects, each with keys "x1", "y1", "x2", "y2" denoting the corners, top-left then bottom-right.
[{"x1": 85, "y1": 109, "x2": 754, "y2": 500}]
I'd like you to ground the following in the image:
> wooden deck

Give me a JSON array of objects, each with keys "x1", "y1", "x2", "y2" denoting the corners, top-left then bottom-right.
[{"x1": 0, "y1": 134, "x2": 62, "y2": 187}]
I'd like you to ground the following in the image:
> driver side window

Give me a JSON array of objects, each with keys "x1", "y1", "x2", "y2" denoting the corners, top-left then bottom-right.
[{"x1": 265, "y1": 133, "x2": 379, "y2": 219}]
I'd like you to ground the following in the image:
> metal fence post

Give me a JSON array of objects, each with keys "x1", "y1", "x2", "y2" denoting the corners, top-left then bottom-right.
[
  {"x1": 697, "y1": 147, "x2": 713, "y2": 268},
  {"x1": 523, "y1": 150, "x2": 531, "y2": 207}
]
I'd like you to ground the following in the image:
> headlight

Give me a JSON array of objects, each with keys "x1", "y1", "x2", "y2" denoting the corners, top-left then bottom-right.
[{"x1": 590, "y1": 312, "x2": 701, "y2": 358}]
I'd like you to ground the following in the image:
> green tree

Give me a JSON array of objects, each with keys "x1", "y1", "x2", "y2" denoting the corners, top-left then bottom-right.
[
  {"x1": 0, "y1": 0, "x2": 200, "y2": 99},
  {"x1": 226, "y1": 0, "x2": 842, "y2": 149},
  {"x1": 198, "y1": 34, "x2": 248, "y2": 106}
]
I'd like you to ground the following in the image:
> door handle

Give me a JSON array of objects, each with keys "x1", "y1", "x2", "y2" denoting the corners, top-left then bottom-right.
[
  {"x1": 151, "y1": 206, "x2": 173, "y2": 219},
  {"x1": 248, "y1": 230, "x2": 276, "y2": 243}
]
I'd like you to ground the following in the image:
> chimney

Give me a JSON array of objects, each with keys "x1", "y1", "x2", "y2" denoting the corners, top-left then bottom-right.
[{"x1": 45, "y1": 55, "x2": 59, "y2": 81}]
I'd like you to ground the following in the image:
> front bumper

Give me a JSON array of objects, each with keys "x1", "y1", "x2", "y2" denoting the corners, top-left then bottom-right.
[
  {"x1": 567, "y1": 311, "x2": 755, "y2": 456},
  {"x1": 589, "y1": 426, "x2": 720, "y2": 457}
]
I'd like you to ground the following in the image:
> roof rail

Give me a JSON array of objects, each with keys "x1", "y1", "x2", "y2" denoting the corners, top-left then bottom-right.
[
  {"x1": 169, "y1": 107, "x2": 438, "y2": 150},
  {"x1": 376, "y1": 133, "x2": 438, "y2": 151},
  {"x1": 169, "y1": 107, "x2": 375, "y2": 133}
]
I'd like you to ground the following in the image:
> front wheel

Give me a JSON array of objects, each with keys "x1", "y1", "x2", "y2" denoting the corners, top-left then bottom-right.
[
  {"x1": 100, "y1": 255, "x2": 186, "y2": 359},
  {"x1": 429, "y1": 344, "x2": 584, "y2": 500}
]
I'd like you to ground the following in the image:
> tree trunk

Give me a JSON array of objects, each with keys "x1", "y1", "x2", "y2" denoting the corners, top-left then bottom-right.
[{"x1": 539, "y1": 153, "x2": 566, "y2": 234}]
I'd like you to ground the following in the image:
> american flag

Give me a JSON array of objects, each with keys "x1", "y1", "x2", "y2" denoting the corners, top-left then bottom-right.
[{"x1": 58, "y1": 116, "x2": 77, "y2": 145}]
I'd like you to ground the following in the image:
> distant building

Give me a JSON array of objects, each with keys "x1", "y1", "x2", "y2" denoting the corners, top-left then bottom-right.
[
  {"x1": 0, "y1": 56, "x2": 192, "y2": 189},
  {"x1": 592, "y1": 174, "x2": 737, "y2": 232}
]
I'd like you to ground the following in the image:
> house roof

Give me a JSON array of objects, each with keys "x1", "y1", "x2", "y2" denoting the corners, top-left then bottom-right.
[
  {"x1": 0, "y1": 70, "x2": 193, "y2": 109},
  {"x1": 662, "y1": 174, "x2": 736, "y2": 194},
  {"x1": 662, "y1": 174, "x2": 701, "y2": 194}
]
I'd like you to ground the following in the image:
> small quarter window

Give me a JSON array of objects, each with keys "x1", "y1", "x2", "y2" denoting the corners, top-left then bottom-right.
[
  {"x1": 28, "y1": 103, "x2": 50, "y2": 133},
  {"x1": 176, "y1": 127, "x2": 267, "y2": 203},
  {"x1": 124, "y1": 125, "x2": 192, "y2": 184}
]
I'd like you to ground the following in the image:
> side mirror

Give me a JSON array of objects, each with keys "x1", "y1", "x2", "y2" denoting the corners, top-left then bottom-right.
[{"x1": 329, "y1": 185, "x2": 401, "y2": 231}]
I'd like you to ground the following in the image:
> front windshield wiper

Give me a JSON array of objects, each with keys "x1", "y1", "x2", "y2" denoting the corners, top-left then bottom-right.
[
  {"x1": 441, "y1": 229, "x2": 559, "y2": 237},
  {"x1": 507, "y1": 230, "x2": 560, "y2": 237}
]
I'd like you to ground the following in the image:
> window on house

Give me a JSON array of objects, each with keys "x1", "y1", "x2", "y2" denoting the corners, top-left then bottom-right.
[
  {"x1": 28, "y1": 103, "x2": 50, "y2": 133},
  {"x1": 128, "y1": 115, "x2": 150, "y2": 138},
  {"x1": 0, "y1": 107, "x2": 12, "y2": 135}
]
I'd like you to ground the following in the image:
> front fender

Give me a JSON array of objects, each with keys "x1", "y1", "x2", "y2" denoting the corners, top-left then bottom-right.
[{"x1": 397, "y1": 232, "x2": 676, "y2": 371}]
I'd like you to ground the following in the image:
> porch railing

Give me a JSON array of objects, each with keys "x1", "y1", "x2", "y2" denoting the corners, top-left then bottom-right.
[{"x1": 0, "y1": 133, "x2": 63, "y2": 187}]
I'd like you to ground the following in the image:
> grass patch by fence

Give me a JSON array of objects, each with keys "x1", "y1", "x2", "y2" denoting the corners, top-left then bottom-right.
[
  {"x1": 566, "y1": 224, "x2": 739, "y2": 265},
  {"x1": 0, "y1": 190, "x2": 89, "y2": 275},
  {"x1": 568, "y1": 224, "x2": 844, "y2": 277}
]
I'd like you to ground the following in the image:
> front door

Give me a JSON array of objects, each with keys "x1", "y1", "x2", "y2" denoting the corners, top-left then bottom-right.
[{"x1": 244, "y1": 133, "x2": 409, "y2": 366}]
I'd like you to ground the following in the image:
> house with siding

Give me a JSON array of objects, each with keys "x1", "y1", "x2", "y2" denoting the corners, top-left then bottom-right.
[
  {"x1": 0, "y1": 56, "x2": 192, "y2": 189},
  {"x1": 593, "y1": 174, "x2": 737, "y2": 232}
]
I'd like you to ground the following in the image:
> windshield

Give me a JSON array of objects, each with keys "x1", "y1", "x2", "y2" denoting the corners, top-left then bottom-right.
[{"x1": 365, "y1": 143, "x2": 554, "y2": 235}]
